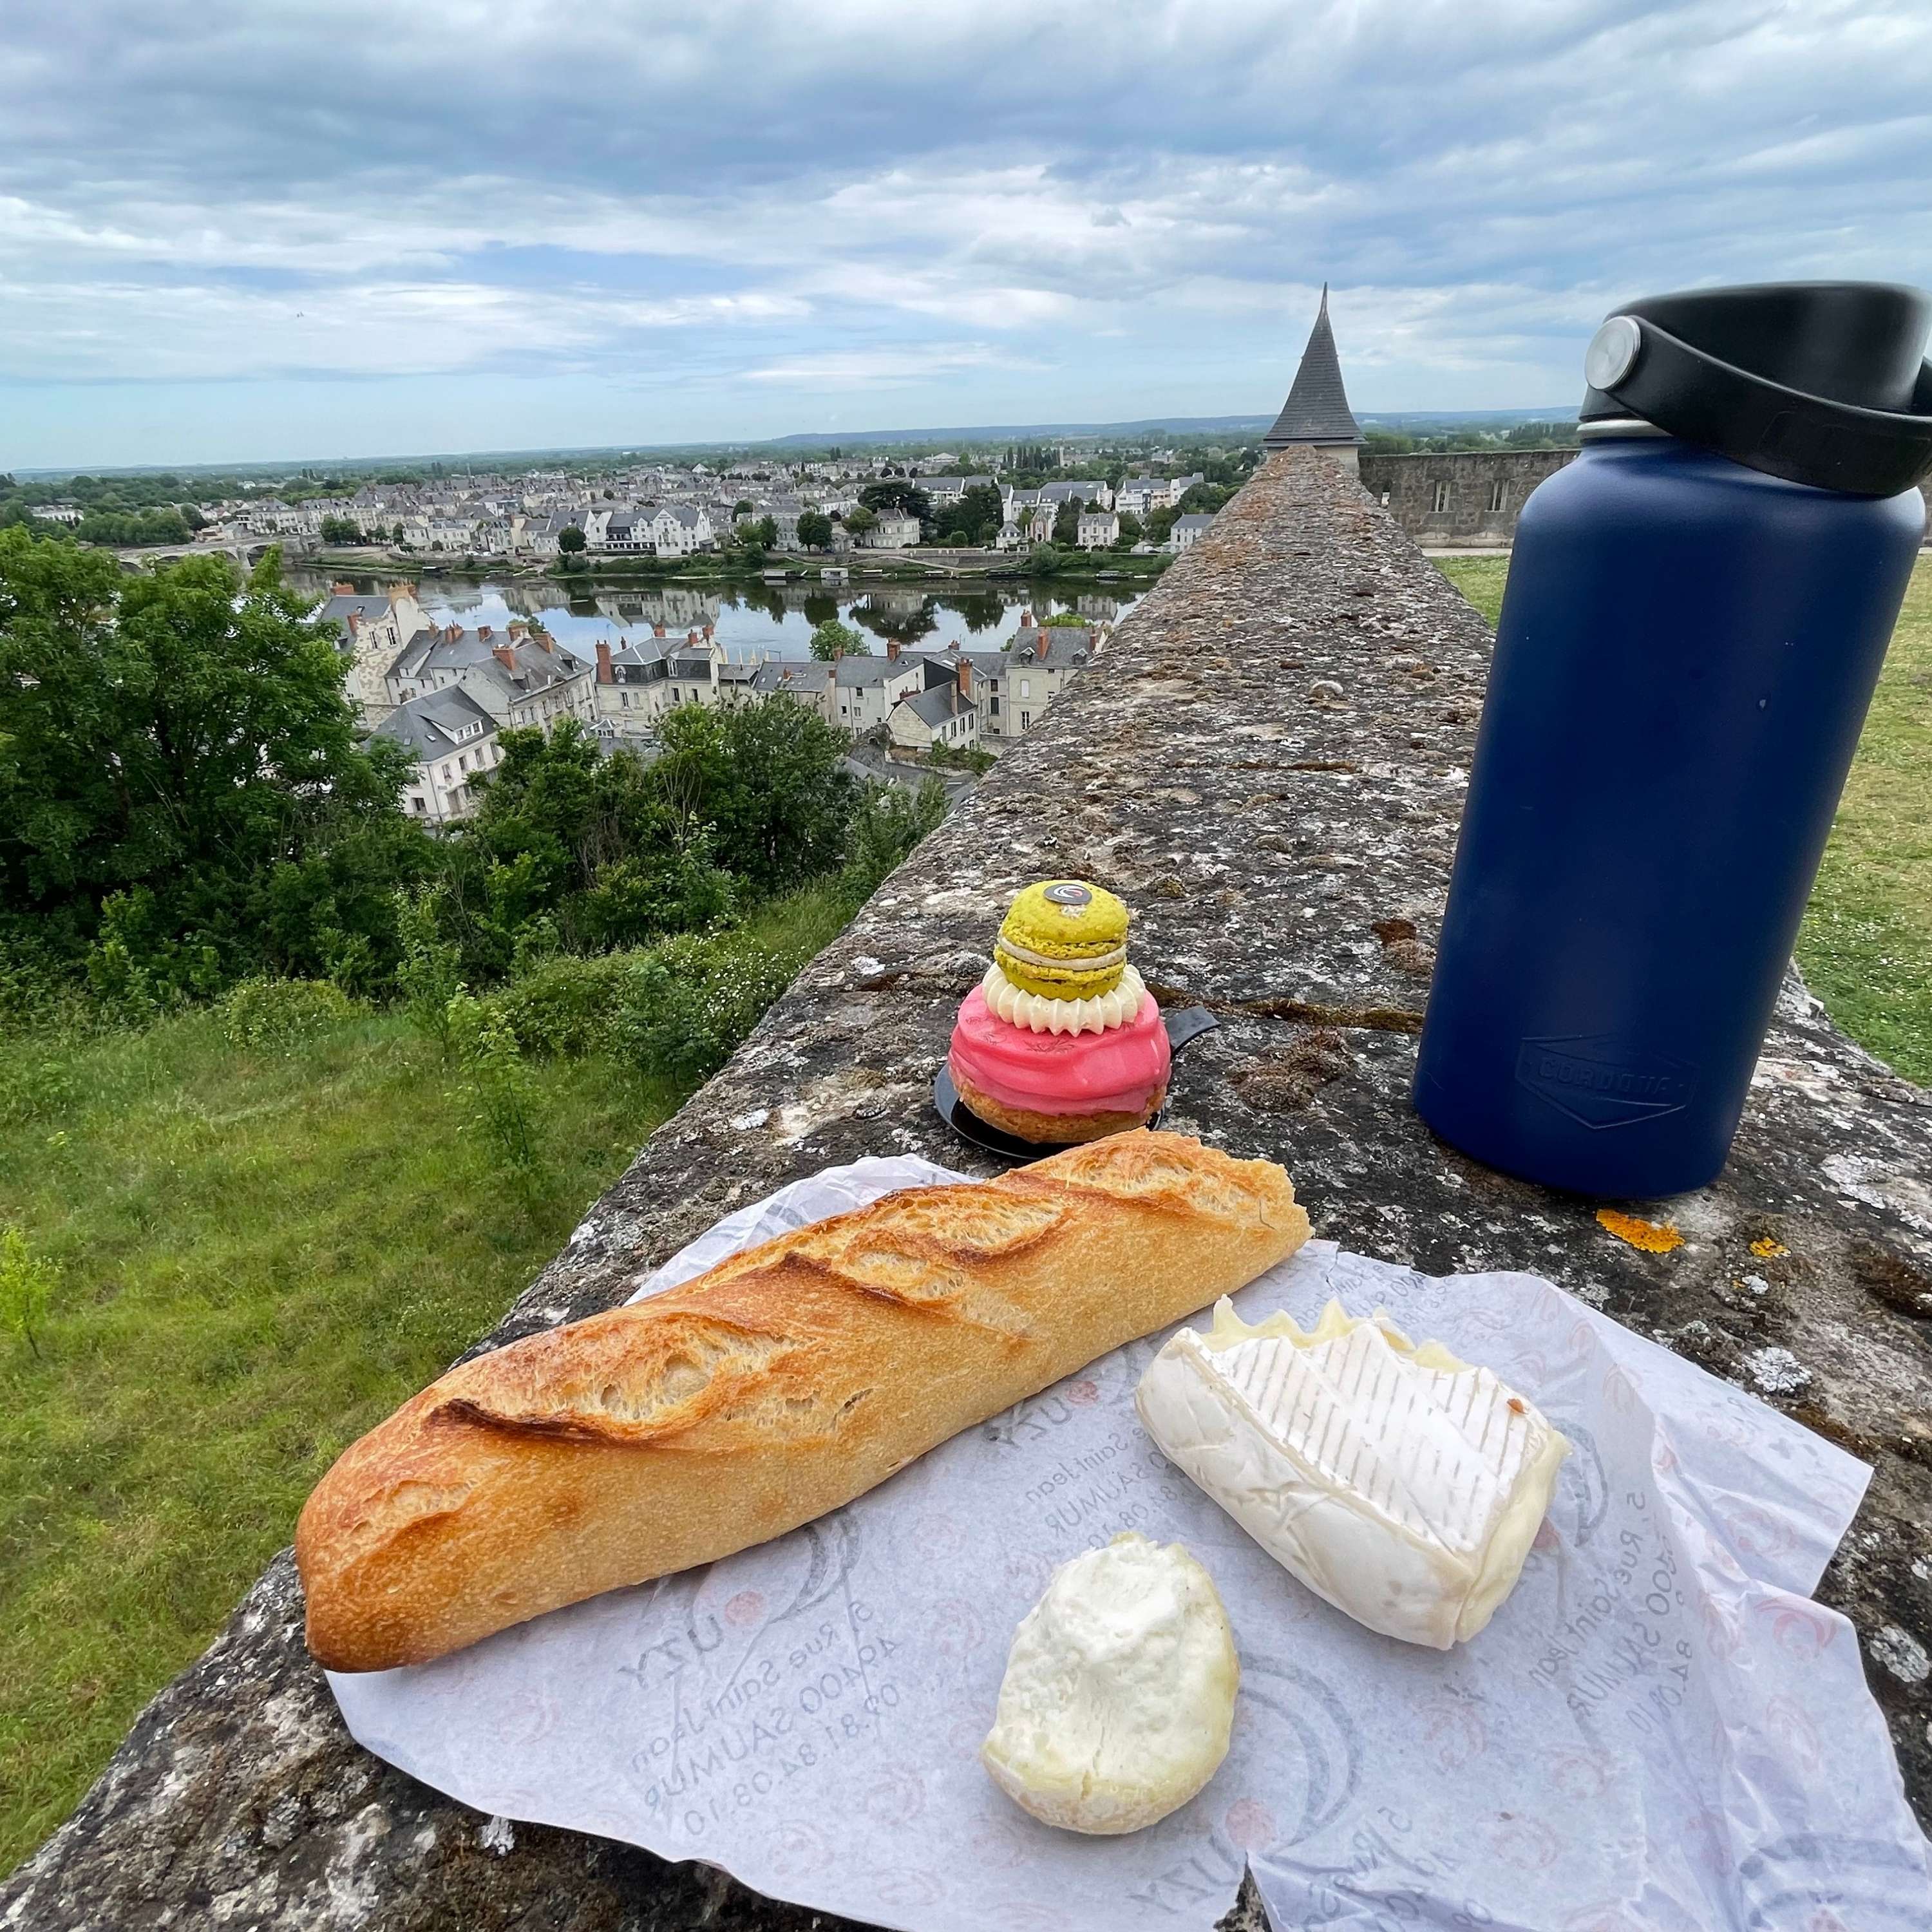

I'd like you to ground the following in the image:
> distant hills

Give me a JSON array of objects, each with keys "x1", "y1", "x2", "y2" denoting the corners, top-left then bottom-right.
[
  {"x1": 768, "y1": 407, "x2": 1573, "y2": 448},
  {"x1": 12, "y1": 408, "x2": 1578, "y2": 480}
]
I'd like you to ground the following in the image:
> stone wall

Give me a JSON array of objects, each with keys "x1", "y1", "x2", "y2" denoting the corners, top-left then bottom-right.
[
  {"x1": 1358, "y1": 447, "x2": 1578, "y2": 544},
  {"x1": 5, "y1": 450, "x2": 1929, "y2": 1930},
  {"x1": 1361, "y1": 447, "x2": 1932, "y2": 546}
]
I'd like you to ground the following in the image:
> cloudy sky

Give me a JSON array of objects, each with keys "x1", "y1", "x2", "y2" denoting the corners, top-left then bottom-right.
[{"x1": 4, "y1": 0, "x2": 1931, "y2": 468}]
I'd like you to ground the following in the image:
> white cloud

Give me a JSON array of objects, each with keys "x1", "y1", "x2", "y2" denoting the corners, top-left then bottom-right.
[{"x1": 3, "y1": 0, "x2": 1931, "y2": 461}]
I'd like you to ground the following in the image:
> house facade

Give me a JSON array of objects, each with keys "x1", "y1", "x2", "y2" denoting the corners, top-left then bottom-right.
[
  {"x1": 861, "y1": 513, "x2": 922, "y2": 550},
  {"x1": 373, "y1": 686, "x2": 503, "y2": 824},
  {"x1": 889, "y1": 674, "x2": 980, "y2": 757},
  {"x1": 833, "y1": 650, "x2": 925, "y2": 733},
  {"x1": 316, "y1": 583, "x2": 426, "y2": 723},
  {"x1": 592, "y1": 639, "x2": 672, "y2": 737}
]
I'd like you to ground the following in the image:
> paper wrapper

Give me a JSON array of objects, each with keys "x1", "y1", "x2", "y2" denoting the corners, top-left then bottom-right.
[{"x1": 329, "y1": 1157, "x2": 1932, "y2": 1930}]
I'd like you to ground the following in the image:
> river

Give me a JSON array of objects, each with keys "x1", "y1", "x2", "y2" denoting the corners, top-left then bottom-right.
[{"x1": 287, "y1": 570, "x2": 1142, "y2": 663}]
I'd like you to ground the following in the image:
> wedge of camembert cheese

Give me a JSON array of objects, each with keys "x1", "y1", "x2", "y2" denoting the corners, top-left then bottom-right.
[{"x1": 1135, "y1": 1298, "x2": 1569, "y2": 1649}]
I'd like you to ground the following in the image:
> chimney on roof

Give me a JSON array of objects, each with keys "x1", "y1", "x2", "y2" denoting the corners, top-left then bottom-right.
[
  {"x1": 956, "y1": 658, "x2": 972, "y2": 700},
  {"x1": 886, "y1": 638, "x2": 900, "y2": 660},
  {"x1": 595, "y1": 639, "x2": 614, "y2": 684},
  {"x1": 1035, "y1": 635, "x2": 1049, "y2": 662},
  {"x1": 947, "y1": 638, "x2": 958, "y2": 651},
  {"x1": 478, "y1": 625, "x2": 493, "y2": 640},
  {"x1": 332, "y1": 580, "x2": 355, "y2": 594},
  {"x1": 507, "y1": 619, "x2": 529, "y2": 639},
  {"x1": 444, "y1": 623, "x2": 461, "y2": 644},
  {"x1": 1021, "y1": 609, "x2": 1034, "y2": 627},
  {"x1": 345, "y1": 610, "x2": 361, "y2": 634},
  {"x1": 493, "y1": 644, "x2": 517, "y2": 673},
  {"x1": 653, "y1": 623, "x2": 666, "y2": 637},
  {"x1": 535, "y1": 630, "x2": 554, "y2": 652}
]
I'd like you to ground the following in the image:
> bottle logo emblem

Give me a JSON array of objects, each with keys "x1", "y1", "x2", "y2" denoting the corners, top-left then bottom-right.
[{"x1": 1515, "y1": 1036, "x2": 1698, "y2": 1130}]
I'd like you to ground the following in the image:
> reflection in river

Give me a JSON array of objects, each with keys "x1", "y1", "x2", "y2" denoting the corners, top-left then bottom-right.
[{"x1": 286, "y1": 569, "x2": 1139, "y2": 663}]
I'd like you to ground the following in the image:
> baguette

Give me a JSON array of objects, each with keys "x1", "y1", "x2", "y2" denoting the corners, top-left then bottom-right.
[{"x1": 297, "y1": 1130, "x2": 1309, "y2": 1672}]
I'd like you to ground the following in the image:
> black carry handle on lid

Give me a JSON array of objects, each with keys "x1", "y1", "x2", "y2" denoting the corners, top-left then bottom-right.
[{"x1": 1580, "y1": 280, "x2": 1932, "y2": 497}]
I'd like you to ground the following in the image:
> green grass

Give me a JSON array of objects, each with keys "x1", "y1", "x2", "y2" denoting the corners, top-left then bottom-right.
[
  {"x1": 1434, "y1": 553, "x2": 1932, "y2": 1083},
  {"x1": 0, "y1": 880, "x2": 862, "y2": 1871},
  {"x1": 0, "y1": 1007, "x2": 682, "y2": 1872}
]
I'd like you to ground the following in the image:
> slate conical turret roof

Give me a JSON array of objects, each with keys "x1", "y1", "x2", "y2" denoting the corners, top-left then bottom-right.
[{"x1": 1264, "y1": 284, "x2": 1362, "y2": 448}]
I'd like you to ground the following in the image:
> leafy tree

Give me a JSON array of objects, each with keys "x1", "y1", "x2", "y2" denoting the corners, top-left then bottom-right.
[
  {"x1": 1113, "y1": 510, "x2": 1143, "y2": 548},
  {"x1": 842, "y1": 506, "x2": 878, "y2": 540},
  {"x1": 0, "y1": 533, "x2": 425, "y2": 992},
  {"x1": 319, "y1": 515, "x2": 364, "y2": 544},
  {"x1": 753, "y1": 516, "x2": 778, "y2": 551},
  {"x1": 1145, "y1": 504, "x2": 1179, "y2": 545},
  {"x1": 932, "y1": 484, "x2": 1005, "y2": 548},
  {"x1": 1177, "y1": 482, "x2": 1231, "y2": 515},
  {"x1": 1051, "y1": 500, "x2": 1082, "y2": 546},
  {"x1": 733, "y1": 498, "x2": 754, "y2": 517},
  {"x1": 453, "y1": 720, "x2": 737, "y2": 967},
  {"x1": 558, "y1": 524, "x2": 586, "y2": 554},
  {"x1": 810, "y1": 618, "x2": 865, "y2": 661},
  {"x1": 841, "y1": 777, "x2": 947, "y2": 903},
  {"x1": 796, "y1": 509, "x2": 833, "y2": 551},
  {"x1": 652, "y1": 700, "x2": 855, "y2": 897},
  {"x1": 75, "y1": 507, "x2": 192, "y2": 547}
]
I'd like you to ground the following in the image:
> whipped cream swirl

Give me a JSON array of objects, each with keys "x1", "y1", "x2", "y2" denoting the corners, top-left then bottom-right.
[{"x1": 981, "y1": 962, "x2": 1146, "y2": 1036}]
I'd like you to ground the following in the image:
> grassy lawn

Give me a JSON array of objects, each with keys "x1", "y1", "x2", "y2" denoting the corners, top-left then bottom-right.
[
  {"x1": 1435, "y1": 553, "x2": 1932, "y2": 1084},
  {"x1": 0, "y1": 1009, "x2": 681, "y2": 1873}
]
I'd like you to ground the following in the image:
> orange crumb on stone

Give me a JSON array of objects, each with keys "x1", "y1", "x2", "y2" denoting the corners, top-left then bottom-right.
[
  {"x1": 1596, "y1": 1209, "x2": 1685, "y2": 1255},
  {"x1": 1749, "y1": 1236, "x2": 1789, "y2": 1259}
]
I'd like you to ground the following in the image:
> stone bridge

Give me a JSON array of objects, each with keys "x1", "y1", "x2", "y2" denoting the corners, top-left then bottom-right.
[
  {"x1": 115, "y1": 535, "x2": 308, "y2": 570},
  {"x1": 6, "y1": 449, "x2": 1927, "y2": 1929}
]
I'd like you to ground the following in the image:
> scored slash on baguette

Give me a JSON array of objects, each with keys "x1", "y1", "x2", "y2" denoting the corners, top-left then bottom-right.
[{"x1": 296, "y1": 1130, "x2": 1310, "y2": 1674}]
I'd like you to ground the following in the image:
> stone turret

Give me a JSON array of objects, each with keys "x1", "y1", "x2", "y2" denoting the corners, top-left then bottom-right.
[{"x1": 1264, "y1": 283, "x2": 1364, "y2": 472}]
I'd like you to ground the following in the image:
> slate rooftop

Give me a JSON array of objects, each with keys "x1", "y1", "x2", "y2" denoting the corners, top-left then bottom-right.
[
  {"x1": 1265, "y1": 284, "x2": 1364, "y2": 450},
  {"x1": 5, "y1": 450, "x2": 1927, "y2": 1930}
]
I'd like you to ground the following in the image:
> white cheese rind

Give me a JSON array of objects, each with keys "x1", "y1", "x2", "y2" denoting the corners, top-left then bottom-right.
[
  {"x1": 1135, "y1": 1300, "x2": 1569, "y2": 1649},
  {"x1": 981, "y1": 1531, "x2": 1238, "y2": 1835}
]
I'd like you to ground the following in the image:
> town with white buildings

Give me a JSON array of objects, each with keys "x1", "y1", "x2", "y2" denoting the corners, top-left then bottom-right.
[
  {"x1": 214, "y1": 455, "x2": 1218, "y2": 563},
  {"x1": 320, "y1": 581, "x2": 1113, "y2": 825}
]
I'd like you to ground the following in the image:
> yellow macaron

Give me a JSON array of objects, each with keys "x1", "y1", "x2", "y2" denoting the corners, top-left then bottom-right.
[{"x1": 994, "y1": 881, "x2": 1130, "y2": 999}]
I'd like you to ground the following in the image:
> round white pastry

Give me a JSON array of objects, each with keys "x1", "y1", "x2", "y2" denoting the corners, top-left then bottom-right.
[{"x1": 981, "y1": 1531, "x2": 1238, "y2": 1835}]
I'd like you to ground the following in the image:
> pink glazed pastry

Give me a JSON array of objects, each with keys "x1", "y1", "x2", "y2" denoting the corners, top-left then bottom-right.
[{"x1": 948, "y1": 881, "x2": 1171, "y2": 1144}]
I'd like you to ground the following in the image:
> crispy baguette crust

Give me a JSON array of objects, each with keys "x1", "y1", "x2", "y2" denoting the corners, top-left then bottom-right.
[
  {"x1": 297, "y1": 1130, "x2": 1309, "y2": 1672},
  {"x1": 952, "y1": 1070, "x2": 1166, "y2": 1145}
]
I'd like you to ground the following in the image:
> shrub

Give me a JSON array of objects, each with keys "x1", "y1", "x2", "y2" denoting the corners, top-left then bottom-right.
[
  {"x1": 488, "y1": 951, "x2": 643, "y2": 1059},
  {"x1": 0, "y1": 1053, "x2": 77, "y2": 1128},
  {"x1": 219, "y1": 976, "x2": 357, "y2": 1052},
  {"x1": 605, "y1": 929, "x2": 802, "y2": 1085},
  {"x1": 841, "y1": 778, "x2": 949, "y2": 904},
  {"x1": 446, "y1": 990, "x2": 543, "y2": 1201},
  {"x1": 0, "y1": 1226, "x2": 57, "y2": 1359},
  {"x1": 393, "y1": 885, "x2": 464, "y2": 1058}
]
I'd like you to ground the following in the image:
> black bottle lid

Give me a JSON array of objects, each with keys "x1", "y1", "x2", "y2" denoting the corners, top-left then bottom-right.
[{"x1": 1579, "y1": 281, "x2": 1932, "y2": 496}]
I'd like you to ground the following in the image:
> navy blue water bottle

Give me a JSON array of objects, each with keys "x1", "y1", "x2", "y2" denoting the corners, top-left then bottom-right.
[{"x1": 1415, "y1": 283, "x2": 1932, "y2": 1198}]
